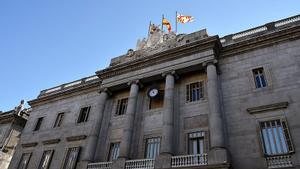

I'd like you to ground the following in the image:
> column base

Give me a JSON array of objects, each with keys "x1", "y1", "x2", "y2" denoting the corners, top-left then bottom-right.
[
  {"x1": 77, "y1": 161, "x2": 89, "y2": 169},
  {"x1": 208, "y1": 148, "x2": 230, "y2": 165},
  {"x1": 112, "y1": 158, "x2": 126, "y2": 169},
  {"x1": 154, "y1": 153, "x2": 172, "y2": 169}
]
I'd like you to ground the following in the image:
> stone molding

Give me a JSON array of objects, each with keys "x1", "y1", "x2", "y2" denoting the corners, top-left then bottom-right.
[
  {"x1": 42, "y1": 138, "x2": 61, "y2": 145},
  {"x1": 66, "y1": 135, "x2": 87, "y2": 142},
  {"x1": 96, "y1": 36, "x2": 220, "y2": 80},
  {"x1": 99, "y1": 87, "x2": 112, "y2": 96},
  {"x1": 247, "y1": 101, "x2": 289, "y2": 114},
  {"x1": 221, "y1": 25, "x2": 300, "y2": 58},
  {"x1": 161, "y1": 70, "x2": 179, "y2": 79},
  {"x1": 21, "y1": 142, "x2": 38, "y2": 148},
  {"x1": 202, "y1": 59, "x2": 218, "y2": 67}
]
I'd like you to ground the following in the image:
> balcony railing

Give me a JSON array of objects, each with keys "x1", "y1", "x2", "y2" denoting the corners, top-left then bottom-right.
[
  {"x1": 171, "y1": 154, "x2": 207, "y2": 168},
  {"x1": 125, "y1": 158, "x2": 154, "y2": 169},
  {"x1": 266, "y1": 155, "x2": 293, "y2": 169},
  {"x1": 87, "y1": 161, "x2": 112, "y2": 169}
]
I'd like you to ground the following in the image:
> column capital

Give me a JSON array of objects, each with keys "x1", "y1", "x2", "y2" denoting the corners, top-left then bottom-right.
[
  {"x1": 127, "y1": 79, "x2": 144, "y2": 88},
  {"x1": 162, "y1": 70, "x2": 179, "y2": 79},
  {"x1": 202, "y1": 59, "x2": 218, "y2": 67},
  {"x1": 99, "y1": 87, "x2": 112, "y2": 96}
]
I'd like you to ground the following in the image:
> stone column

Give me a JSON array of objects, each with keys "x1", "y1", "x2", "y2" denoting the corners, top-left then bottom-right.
[
  {"x1": 161, "y1": 72, "x2": 175, "y2": 155},
  {"x1": 81, "y1": 88, "x2": 109, "y2": 165},
  {"x1": 205, "y1": 60, "x2": 229, "y2": 164},
  {"x1": 155, "y1": 72, "x2": 175, "y2": 169},
  {"x1": 119, "y1": 80, "x2": 140, "y2": 159}
]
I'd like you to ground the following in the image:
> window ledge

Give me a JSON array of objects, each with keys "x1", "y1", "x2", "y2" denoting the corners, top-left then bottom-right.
[
  {"x1": 184, "y1": 98, "x2": 207, "y2": 106},
  {"x1": 247, "y1": 101, "x2": 288, "y2": 114},
  {"x1": 145, "y1": 108, "x2": 163, "y2": 113}
]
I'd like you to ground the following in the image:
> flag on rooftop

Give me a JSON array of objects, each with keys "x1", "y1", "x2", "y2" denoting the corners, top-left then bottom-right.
[
  {"x1": 177, "y1": 13, "x2": 194, "y2": 24},
  {"x1": 162, "y1": 18, "x2": 172, "y2": 32}
]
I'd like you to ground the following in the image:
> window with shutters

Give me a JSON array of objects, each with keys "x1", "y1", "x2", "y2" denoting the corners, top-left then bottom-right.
[
  {"x1": 188, "y1": 131, "x2": 205, "y2": 155},
  {"x1": 186, "y1": 82, "x2": 204, "y2": 102},
  {"x1": 145, "y1": 137, "x2": 160, "y2": 159},
  {"x1": 17, "y1": 153, "x2": 32, "y2": 169},
  {"x1": 253, "y1": 68, "x2": 267, "y2": 88},
  {"x1": 62, "y1": 147, "x2": 80, "y2": 169},
  {"x1": 34, "y1": 117, "x2": 44, "y2": 131},
  {"x1": 77, "y1": 107, "x2": 90, "y2": 123},
  {"x1": 260, "y1": 119, "x2": 294, "y2": 156},
  {"x1": 116, "y1": 98, "x2": 128, "y2": 115},
  {"x1": 53, "y1": 113, "x2": 64, "y2": 128},
  {"x1": 108, "y1": 142, "x2": 120, "y2": 161},
  {"x1": 38, "y1": 150, "x2": 54, "y2": 169}
]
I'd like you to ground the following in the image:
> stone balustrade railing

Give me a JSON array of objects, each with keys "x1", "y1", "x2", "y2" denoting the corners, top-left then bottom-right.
[
  {"x1": 171, "y1": 154, "x2": 207, "y2": 168},
  {"x1": 125, "y1": 159, "x2": 154, "y2": 169},
  {"x1": 220, "y1": 14, "x2": 300, "y2": 44},
  {"x1": 266, "y1": 155, "x2": 293, "y2": 169},
  {"x1": 87, "y1": 161, "x2": 112, "y2": 169},
  {"x1": 38, "y1": 75, "x2": 100, "y2": 98}
]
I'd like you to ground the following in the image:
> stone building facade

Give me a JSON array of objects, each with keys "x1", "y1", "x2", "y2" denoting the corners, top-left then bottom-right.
[
  {"x1": 0, "y1": 106, "x2": 27, "y2": 169},
  {"x1": 8, "y1": 14, "x2": 300, "y2": 169}
]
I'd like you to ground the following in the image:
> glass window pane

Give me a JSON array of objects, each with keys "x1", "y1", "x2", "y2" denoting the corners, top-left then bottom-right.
[{"x1": 278, "y1": 127, "x2": 288, "y2": 153}]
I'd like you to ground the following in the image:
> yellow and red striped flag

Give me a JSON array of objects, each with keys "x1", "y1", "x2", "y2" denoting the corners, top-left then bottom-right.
[
  {"x1": 177, "y1": 13, "x2": 194, "y2": 24},
  {"x1": 162, "y1": 18, "x2": 172, "y2": 32}
]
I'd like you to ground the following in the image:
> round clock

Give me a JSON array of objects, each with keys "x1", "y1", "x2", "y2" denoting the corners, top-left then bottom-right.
[{"x1": 148, "y1": 88, "x2": 159, "y2": 98}]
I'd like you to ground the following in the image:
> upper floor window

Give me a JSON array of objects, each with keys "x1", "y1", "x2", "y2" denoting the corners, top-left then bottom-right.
[
  {"x1": 186, "y1": 82, "x2": 204, "y2": 102},
  {"x1": 260, "y1": 119, "x2": 294, "y2": 156},
  {"x1": 108, "y1": 142, "x2": 120, "y2": 161},
  {"x1": 253, "y1": 68, "x2": 267, "y2": 88},
  {"x1": 77, "y1": 106, "x2": 90, "y2": 123},
  {"x1": 53, "y1": 112, "x2": 64, "y2": 128},
  {"x1": 188, "y1": 131, "x2": 205, "y2": 155},
  {"x1": 17, "y1": 152, "x2": 32, "y2": 169},
  {"x1": 38, "y1": 150, "x2": 54, "y2": 169},
  {"x1": 145, "y1": 137, "x2": 160, "y2": 159},
  {"x1": 149, "y1": 90, "x2": 164, "y2": 110},
  {"x1": 62, "y1": 147, "x2": 80, "y2": 169},
  {"x1": 116, "y1": 98, "x2": 128, "y2": 115},
  {"x1": 34, "y1": 117, "x2": 43, "y2": 131}
]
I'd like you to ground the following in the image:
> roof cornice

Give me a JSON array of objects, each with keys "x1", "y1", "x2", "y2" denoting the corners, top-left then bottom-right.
[
  {"x1": 96, "y1": 36, "x2": 221, "y2": 80},
  {"x1": 221, "y1": 24, "x2": 300, "y2": 58}
]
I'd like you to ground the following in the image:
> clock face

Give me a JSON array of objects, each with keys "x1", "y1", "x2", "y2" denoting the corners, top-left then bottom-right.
[{"x1": 148, "y1": 88, "x2": 159, "y2": 98}]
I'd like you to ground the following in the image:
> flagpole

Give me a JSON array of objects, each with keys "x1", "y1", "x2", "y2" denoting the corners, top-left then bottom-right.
[
  {"x1": 162, "y1": 14, "x2": 164, "y2": 32},
  {"x1": 175, "y1": 11, "x2": 178, "y2": 34},
  {"x1": 148, "y1": 21, "x2": 151, "y2": 36}
]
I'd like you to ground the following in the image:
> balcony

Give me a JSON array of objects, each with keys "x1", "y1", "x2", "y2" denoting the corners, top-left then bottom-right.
[
  {"x1": 87, "y1": 154, "x2": 208, "y2": 169},
  {"x1": 171, "y1": 154, "x2": 207, "y2": 168},
  {"x1": 125, "y1": 159, "x2": 155, "y2": 169},
  {"x1": 87, "y1": 161, "x2": 112, "y2": 169},
  {"x1": 266, "y1": 155, "x2": 293, "y2": 169}
]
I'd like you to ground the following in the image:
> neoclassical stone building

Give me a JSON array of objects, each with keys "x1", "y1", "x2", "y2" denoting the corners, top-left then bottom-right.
[
  {"x1": 0, "y1": 102, "x2": 28, "y2": 169},
  {"x1": 9, "y1": 14, "x2": 300, "y2": 169}
]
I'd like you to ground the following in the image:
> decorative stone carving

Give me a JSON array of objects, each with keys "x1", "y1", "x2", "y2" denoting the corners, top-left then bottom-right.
[{"x1": 126, "y1": 49, "x2": 135, "y2": 57}]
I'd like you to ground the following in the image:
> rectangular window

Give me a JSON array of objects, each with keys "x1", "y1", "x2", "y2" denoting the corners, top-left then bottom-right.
[
  {"x1": 108, "y1": 142, "x2": 120, "y2": 161},
  {"x1": 17, "y1": 153, "x2": 32, "y2": 169},
  {"x1": 186, "y1": 82, "x2": 204, "y2": 102},
  {"x1": 188, "y1": 132, "x2": 205, "y2": 155},
  {"x1": 145, "y1": 137, "x2": 160, "y2": 159},
  {"x1": 116, "y1": 98, "x2": 128, "y2": 115},
  {"x1": 38, "y1": 150, "x2": 54, "y2": 169},
  {"x1": 149, "y1": 90, "x2": 164, "y2": 110},
  {"x1": 34, "y1": 117, "x2": 43, "y2": 131},
  {"x1": 260, "y1": 119, "x2": 294, "y2": 156},
  {"x1": 77, "y1": 106, "x2": 90, "y2": 123},
  {"x1": 253, "y1": 68, "x2": 267, "y2": 88},
  {"x1": 53, "y1": 113, "x2": 64, "y2": 128},
  {"x1": 62, "y1": 147, "x2": 80, "y2": 169}
]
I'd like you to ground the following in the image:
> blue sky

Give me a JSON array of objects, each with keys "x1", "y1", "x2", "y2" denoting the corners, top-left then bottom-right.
[{"x1": 1, "y1": 0, "x2": 300, "y2": 111}]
